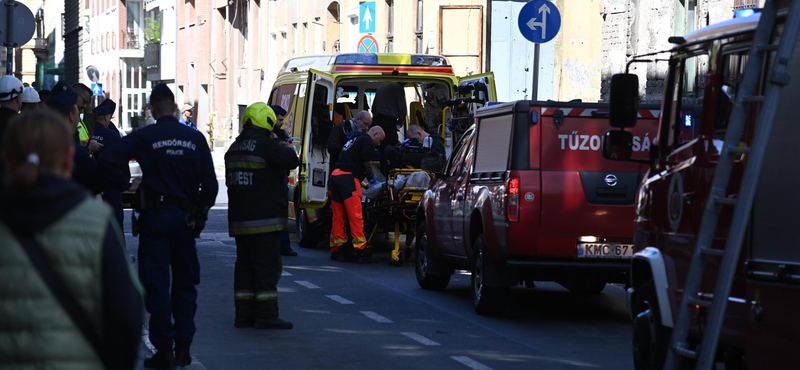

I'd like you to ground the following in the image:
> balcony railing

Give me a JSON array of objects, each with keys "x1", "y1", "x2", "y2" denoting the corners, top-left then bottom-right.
[
  {"x1": 145, "y1": 43, "x2": 161, "y2": 75},
  {"x1": 124, "y1": 28, "x2": 141, "y2": 50}
]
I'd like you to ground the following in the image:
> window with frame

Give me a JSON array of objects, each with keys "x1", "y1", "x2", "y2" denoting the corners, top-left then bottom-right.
[
  {"x1": 715, "y1": 50, "x2": 750, "y2": 140},
  {"x1": 446, "y1": 129, "x2": 473, "y2": 176},
  {"x1": 663, "y1": 52, "x2": 708, "y2": 153}
]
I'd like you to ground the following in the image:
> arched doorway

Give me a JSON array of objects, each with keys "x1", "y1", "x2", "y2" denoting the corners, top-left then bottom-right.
[{"x1": 326, "y1": 2, "x2": 341, "y2": 53}]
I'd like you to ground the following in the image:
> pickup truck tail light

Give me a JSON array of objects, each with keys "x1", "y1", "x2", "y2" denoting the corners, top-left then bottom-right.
[{"x1": 506, "y1": 177, "x2": 519, "y2": 222}]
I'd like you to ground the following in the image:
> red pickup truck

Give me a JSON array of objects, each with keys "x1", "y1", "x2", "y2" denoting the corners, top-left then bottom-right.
[{"x1": 414, "y1": 100, "x2": 661, "y2": 315}]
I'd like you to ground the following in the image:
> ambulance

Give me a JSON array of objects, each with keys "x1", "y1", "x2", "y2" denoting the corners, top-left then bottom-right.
[{"x1": 266, "y1": 53, "x2": 496, "y2": 247}]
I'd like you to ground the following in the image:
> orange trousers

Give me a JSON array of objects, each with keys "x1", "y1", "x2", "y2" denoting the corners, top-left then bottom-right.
[{"x1": 329, "y1": 169, "x2": 367, "y2": 252}]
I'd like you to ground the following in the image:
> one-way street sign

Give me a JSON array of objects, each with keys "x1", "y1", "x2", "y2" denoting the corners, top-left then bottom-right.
[
  {"x1": 359, "y1": 1, "x2": 376, "y2": 33},
  {"x1": 518, "y1": 0, "x2": 561, "y2": 44}
]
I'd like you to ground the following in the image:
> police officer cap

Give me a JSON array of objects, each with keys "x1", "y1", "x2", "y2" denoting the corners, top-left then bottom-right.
[
  {"x1": 150, "y1": 83, "x2": 175, "y2": 102},
  {"x1": 270, "y1": 105, "x2": 287, "y2": 117},
  {"x1": 0, "y1": 75, "x2": 24, "y2": 101},
  {"x1": 46, "y1": 81, "x2": 78, "y2": 108},
  {"x1": 93, "y1": 98, "x2": 116, "y2": 116}
]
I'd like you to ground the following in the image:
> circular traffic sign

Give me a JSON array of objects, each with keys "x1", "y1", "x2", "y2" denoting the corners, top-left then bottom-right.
[
  {"x1": 517, "y1": 0, "x2": 561, "y2": 44},
  {"x1": 357, "y1": 35, "x2": 379, "y2": 53}
]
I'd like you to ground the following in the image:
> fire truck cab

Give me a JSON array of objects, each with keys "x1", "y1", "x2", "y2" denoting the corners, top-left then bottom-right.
[{"x1": 603, "y1": 8, "x2": 800, "y2": 370}]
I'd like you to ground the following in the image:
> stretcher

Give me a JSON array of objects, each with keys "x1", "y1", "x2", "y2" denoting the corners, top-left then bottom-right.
[{"x1": 364, "y1": 168, "x2": 435, "y2": 266}]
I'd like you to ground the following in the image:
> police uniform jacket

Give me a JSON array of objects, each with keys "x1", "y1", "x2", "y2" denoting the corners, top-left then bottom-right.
[
  {"x1": 226, "y1": 124, "x2": 300, "y2": 236},
  {"x1": 98, "y1": 115, "x2": 218, "y2": 209}
]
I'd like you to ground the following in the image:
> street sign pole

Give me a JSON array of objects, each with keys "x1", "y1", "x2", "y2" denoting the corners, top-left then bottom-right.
[
  {"x1": 532, "y1": 43, "x2": 540, "y2": 101},
  {"x1": 518, "y1": 0, "x2": 561, "y2": 102},
  {"x1": 5, "y1": 0, "x2": 15, "y2": 75}
]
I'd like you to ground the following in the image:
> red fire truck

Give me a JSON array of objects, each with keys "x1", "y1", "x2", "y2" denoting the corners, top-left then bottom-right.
[{"x1": 603, "y1": 3, "x2": 800, "y2": 370}]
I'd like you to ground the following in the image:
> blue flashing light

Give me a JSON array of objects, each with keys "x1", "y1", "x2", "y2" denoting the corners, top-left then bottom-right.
[
  {"x1": 734, "y1": 8, "x2": 761, "y2": 18},
  {"x1": 684, "y1": 114, "x2": 693, "y2": 127}
]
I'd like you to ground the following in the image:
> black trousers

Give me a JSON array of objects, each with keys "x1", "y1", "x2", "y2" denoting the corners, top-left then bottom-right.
[{"x1": 234, "y1": 232, "x2": 282, "y2": 320}]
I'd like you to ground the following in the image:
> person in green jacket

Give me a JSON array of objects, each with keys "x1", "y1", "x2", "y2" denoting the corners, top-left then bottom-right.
[{"x1": 0, "y1": 110, "x2": 144, "y2": 370}]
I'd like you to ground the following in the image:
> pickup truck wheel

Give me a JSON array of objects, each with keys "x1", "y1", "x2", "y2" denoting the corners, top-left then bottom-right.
[
  {"x1": 414, "y1": 223, "x2": 451, "y2": 290},
  {"x1": 471, "y1": 235, "x2": 509, "y2": 316},
  {"x1": 632, "y1": 280, "x2": 669, "y2": 370},
  {"x1": 296, "y1": 208, "x2": 321, "y2": 249}
]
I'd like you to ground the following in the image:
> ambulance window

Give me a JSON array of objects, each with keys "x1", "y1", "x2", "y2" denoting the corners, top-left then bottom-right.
[
  {"x1": 268, "y1": 83, "x2": 298, "y2": 113},
  {"x1": 364, "y1": 89, "x2": 377, "y2": 110},
  {"x1": 715, "y1": 51, "x2": 749, "y2": 140},
  {"x1": 336, "y1": 86, "x2": 358, "y2": 105}
]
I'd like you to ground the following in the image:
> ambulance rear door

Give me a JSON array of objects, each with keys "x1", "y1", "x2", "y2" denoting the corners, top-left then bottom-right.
[
  {"x1": 457, "y1": 72, "x2": 498, "y2": 102},
  {"x1": 300, "y1": 69, "x2": 334, "y2": 207}
]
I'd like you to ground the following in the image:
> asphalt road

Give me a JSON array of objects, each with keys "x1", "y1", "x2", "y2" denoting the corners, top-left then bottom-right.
[{"x1": 124, "y1": 209, "x2": 634, "y2": 370}]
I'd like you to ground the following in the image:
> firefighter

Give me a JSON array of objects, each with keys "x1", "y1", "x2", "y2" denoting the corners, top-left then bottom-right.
[
  {"x1": 329, "y1": 126, "x2": 385, "y2": 263},
  {"x1": 269, "y1": 105, "x2": 298, "y2": 257},
  {"x1": 327, "y1": 110, "x2": 372, "y2": 166},
  {"x1": 226, "y1": 103, "x2": 299, "y2": 330},
  {"x1": 98, "y1": 83, "x2": 218, "y2": 369}
]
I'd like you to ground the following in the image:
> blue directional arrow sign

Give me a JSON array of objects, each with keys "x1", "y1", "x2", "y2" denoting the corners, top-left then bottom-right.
[
  {"x1": 359, "y1": 1, "x2": 376, "y2": 33},
  {"x1": 91, "y1": 83, "x2": 103, "y2": 96},
  {"x1": 518, "y1": 0, "x2": 561, "y2": 44}
]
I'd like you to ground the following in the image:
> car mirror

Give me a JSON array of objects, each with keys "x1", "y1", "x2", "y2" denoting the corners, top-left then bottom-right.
[
  {"x1": 602, "y1": 130, "x2": 634, "y2": 161},
  {"x1": 610, "y1": 74, "x2": 639, "y2": 128}
]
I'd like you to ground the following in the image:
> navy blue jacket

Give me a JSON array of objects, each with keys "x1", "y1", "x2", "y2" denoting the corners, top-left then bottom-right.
[
  {"x1": 99, "y1": 116, "x2": 218, "y2": 208},
  {"x1": 73, "y1": 136, "x2": 106, "y2": 195}
]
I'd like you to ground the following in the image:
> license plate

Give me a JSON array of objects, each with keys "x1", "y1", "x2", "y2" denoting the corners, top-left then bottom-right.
[{"x1": 576, "y1": 242, "x2": 634, "y2": 259}]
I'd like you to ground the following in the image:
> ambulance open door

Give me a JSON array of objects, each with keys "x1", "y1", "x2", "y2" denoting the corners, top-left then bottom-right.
[
  {"x1": 299, "y1": 69, "x2": 334, "y2": 207},
  {"x1": 457, "y1": 72, "x2": 497, "y2": 103}
]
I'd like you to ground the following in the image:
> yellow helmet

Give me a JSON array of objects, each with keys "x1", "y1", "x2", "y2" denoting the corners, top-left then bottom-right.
[{"x1": 243, "y1": 102, "x2": 277, "y2": 131}]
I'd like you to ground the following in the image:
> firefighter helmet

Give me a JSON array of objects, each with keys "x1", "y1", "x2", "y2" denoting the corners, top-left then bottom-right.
[{"x1": 243, "y1": 102, "x2": 277, "y2": 131}]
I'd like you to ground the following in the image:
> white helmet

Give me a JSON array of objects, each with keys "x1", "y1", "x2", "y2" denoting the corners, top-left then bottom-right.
[
  {"x1": 21, "y1": 87, "x2": 40, "y2": 103},
  {"x1": 0, "y1": 75, "x2": 23, "y2": 101}
]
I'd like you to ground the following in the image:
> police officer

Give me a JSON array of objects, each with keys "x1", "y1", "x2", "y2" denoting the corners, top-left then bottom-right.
[
  {"x1": 269, "y1": 104, "x2": 298, "y2": 257},
  {"x1": 72, "y1": 83, "x2": 96, "y2": 145},
  {"x1": 329, "y1": 126, "x2": 385, "y2": 263},
  {"x1": 99, "y1": 84, "x2": 218, "y2": 369},
  {"x1": 91, "y1": 98, "x2": 129, "y2": 229},
  {"x1": 227, "y1": 103, "x2": 299, "y2": 329},
  {"x1": 47, "y1": 82, "x2": 106, "y2": 195},
  {"x1": 327, "y1": 110, "x2": 372, "y2": 166}
]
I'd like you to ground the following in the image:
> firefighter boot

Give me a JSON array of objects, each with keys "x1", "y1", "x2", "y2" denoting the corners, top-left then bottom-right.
[
  {"x1": 339, "y1": 243, "x2": 357, "y2": 262},
  {"x1": 143, "y1": 348, "x2": 177, "y2": 370},
  {"x1": 254, "y1": 317, "x2": 294, "y2": 330},
  {"x1": 174, "y1": 338, "x2": 192, "y2": 367}
]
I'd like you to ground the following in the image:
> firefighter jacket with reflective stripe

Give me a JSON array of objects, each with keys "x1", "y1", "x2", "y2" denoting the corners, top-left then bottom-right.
[{"x1": 226, "y1": 124, "x2": 300, "y2": 236}]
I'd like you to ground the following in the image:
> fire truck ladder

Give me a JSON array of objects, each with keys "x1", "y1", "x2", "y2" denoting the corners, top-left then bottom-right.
[{"x1": 664, "y1": 1, "x2": 800, "y2": 369}]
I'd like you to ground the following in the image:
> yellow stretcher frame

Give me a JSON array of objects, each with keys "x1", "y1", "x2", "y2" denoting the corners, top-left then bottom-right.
[{"x1": 366, "y1": 167, "x2": 436, "y2": 265}]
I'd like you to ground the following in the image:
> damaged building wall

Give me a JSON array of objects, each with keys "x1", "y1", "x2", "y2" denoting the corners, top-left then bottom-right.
[{"x1": 600, "y1": 0, "x2": 741, "y2": 103}]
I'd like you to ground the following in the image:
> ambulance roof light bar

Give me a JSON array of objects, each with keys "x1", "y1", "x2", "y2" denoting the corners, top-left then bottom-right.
[{"x1": 333, "y1": 53, "x2": 450, "y2": 67}]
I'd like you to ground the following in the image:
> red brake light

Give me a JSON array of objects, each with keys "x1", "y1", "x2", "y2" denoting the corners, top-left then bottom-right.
[{"x1": 508, "y1": 178, "x2": 519, "y2": 195}]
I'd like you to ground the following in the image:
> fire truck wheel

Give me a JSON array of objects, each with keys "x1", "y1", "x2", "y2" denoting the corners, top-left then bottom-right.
[
  {"x1": 632, "y1": 279, "x2": 669, "y2": 370},
  {"x1": 471, "y1": 234, "x2": 509, "y2": 316},
  {"x1": 296, "y1": 208, "x2": 322, "y2": 248},
  {"x1": 414, "y1": 223, "x2": 451, "y2": 290}
]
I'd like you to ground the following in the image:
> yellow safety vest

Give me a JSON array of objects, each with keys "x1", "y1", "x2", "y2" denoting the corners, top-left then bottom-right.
[{"x1": 77, "y1": 121, "x2": 90, "y2": 143}]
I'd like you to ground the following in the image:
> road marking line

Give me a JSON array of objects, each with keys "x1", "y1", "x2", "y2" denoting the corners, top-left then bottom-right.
[
  {"x1": 451, "y1": 356, "x2": 495, "y2": 370},
  {"x1": 295, "y1": 280, "x2": 320, "y2": 289},
  {"x1": 325, "y1": 295, "x2": 354, "y2": 304},
  {"x1": 360, "y1": 311, "x2": 393, "y2": 323},
  {"x1": 401, "y1": 332, "x2": 440, "y2": 346},
  {"x1": 281, "y1": 271, "x2": 292, "y2": 277}
]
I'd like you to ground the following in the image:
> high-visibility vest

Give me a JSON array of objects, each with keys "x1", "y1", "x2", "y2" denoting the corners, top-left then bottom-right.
[{"x1": 77, "y1": 121, "x2": 90, "y2": 143}]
